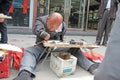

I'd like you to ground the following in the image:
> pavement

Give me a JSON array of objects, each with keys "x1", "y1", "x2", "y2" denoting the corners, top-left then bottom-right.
[{"x1": 0, "y1": 30, "x2": 106, "y2": 80}]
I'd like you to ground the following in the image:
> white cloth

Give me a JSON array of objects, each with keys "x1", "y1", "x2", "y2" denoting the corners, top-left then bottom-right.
[
  {"x1": 0, "y1": 44, "x2": 22, "y2": 52},
  {"x1": 55, "y1": 23, "x2": 63, "y2": 32}
]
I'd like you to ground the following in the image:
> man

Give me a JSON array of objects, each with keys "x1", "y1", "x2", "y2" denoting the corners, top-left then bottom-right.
[
  {"x1": 94, "y1": 0, "x2": 120, "y2": 80},
  {"x1": 0, "y1": 0, "x2": 13, "y2": 43},
  {"x1": 95, "y1": 0, "x2": 117, "y2": 46},
  {"x1": 13, "y1": 12, "x2": 99, "y2": 80}
]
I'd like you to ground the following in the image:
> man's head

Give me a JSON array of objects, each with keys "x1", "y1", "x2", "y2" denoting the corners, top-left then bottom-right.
[{"x1": 46, "y1": 12, "x2": 63, "y2": 31}]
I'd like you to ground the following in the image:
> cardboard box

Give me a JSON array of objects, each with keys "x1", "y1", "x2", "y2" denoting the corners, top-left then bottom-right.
[{"x1": 50, "y1": 52, "x2": 77, "y2": 77}]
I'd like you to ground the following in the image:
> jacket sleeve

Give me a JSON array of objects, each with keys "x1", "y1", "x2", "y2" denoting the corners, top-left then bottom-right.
[
  {"x1": 33, "y1": 17, "x2": 49, "y2": 39},
  {"x1": 0, "y1": 0, "x2": 13, "y2": 15},
  {"x1": 109, "y1": 0, "x2": 118, "y2": 20},
  {"x1": 97, "y1": 0, "x2": 105, "y2": 19}
]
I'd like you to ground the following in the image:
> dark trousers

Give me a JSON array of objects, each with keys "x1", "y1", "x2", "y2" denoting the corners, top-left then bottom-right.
[
  {"x1": 96, "y1": 9, "x2": 113, "y2": 44},
  {"x1": 0, "y1": 21, "x2": 8, "y2": 43},
  {"x1": 19, "y1": 45, "x2": 94, "y2": 77}
]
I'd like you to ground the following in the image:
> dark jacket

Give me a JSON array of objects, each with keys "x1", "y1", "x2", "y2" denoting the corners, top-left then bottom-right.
[
  {"x1": 96, "y1": 0, "x2": 118, "y2": 20},
  {"x1": 0, "y1": 0, "x2": 13, "y2": 15},
  {"x1": 33, "y1": 15, "x2": 67, "y2": 43}
]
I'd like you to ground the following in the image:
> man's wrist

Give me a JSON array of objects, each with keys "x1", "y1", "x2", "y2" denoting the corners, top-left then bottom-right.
[{"x1": 40, "y1": 31, "x2": 49, "y2": 39}]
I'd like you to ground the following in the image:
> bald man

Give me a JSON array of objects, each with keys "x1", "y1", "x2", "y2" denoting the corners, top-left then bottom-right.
[{"x1": 13, "y1": 13, "x2": 99, "y2": 80}]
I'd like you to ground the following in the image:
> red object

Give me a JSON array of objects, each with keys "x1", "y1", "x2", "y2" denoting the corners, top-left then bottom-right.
[
  {"x1": 0, "y1": 47, "x2": 24, "y2": 78},
  {"x1": 23, "y1": 0, "x2": 28, "y2": 14},
  {"x1": 83, "y1": 51, "x2": 104, "y2": 63},
  {"x1": 13, "y1": 48, "x2": 24, "y2": 70},
  {"x1": 9, "y1": 3, "x2": 14, "y2": 13},
  {"x1": 0, "y1": 53, "x2": 11, "y2": 78}
]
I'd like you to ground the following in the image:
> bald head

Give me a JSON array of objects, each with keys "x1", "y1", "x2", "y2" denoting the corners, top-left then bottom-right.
[
  {"x1": 46, "y1": 12, "x2": 63, "y2": 31},
  {"x1": 49, "y1": 12, "x2": 63, "y2": 21}
]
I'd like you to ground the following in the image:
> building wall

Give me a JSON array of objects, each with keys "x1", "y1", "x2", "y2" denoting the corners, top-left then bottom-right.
[{"x1": 7, "y1": 0, "x2": 99, "y2": 30}]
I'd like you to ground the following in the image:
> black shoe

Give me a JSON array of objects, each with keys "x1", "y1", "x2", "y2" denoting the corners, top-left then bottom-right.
[
  {"x1": 95, "y1": 42, "x2": 100, "y2": 45},
  {"x1": 88, "y1": 63, "x2": 100, "y2": 75},
  {"x1": 102, "y1": 43, "x2": 107, "y2": 46},
  {"x1": 13, "y1": 70, "x2": 33, "y2": 80}
]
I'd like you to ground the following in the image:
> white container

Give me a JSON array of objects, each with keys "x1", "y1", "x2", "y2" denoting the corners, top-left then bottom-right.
[{"x1": 50, "y1": 52, "x2": 77, "y2": 77}]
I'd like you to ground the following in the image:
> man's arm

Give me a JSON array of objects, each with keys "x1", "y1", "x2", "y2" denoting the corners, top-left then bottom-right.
[{"x1": 33, "y1": 16, "x2": 50, "y2": 40}]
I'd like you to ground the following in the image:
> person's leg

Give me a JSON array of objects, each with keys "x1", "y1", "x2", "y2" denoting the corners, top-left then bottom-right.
[
  {"x1": 96, "y1": 10, "x2": 108, "y2": 45},
  {"x1": 94, "y1": 4, "x2": 120, "y2": 80},
  {"x1": 14, "y1": 45, "x2": 46, "y2": 80},
  {"x1": 103, "y1": 18, "x2": 113, "y2": 46},
  {"x1": 69, "y1": 48, "x2": 97, "y2": 69},
  {"x1": 0, "y1": 22, "x2": 8, "y2": 43},
  {"x1": 53, "y1": 47, "x2": 99, "y2": 74}
]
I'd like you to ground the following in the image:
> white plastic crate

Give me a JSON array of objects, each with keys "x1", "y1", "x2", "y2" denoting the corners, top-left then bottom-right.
[{"x1": 50, "y1": 52, "x2": 77, "y2": 77}]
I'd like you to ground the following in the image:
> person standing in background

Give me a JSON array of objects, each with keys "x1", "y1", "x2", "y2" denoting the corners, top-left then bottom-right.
[
  {"x1": 0, "y1": 0, "x2": 13, "y2": 43},
  {"x1": 95, "y1": 0, "x2": 117, "y2": 46},
  {"x1": 94, "y1": 0, "x2": 120, "y2": 80},
  {"x1": 13, "y1": 0, "x2": 24, "y2": 26}
]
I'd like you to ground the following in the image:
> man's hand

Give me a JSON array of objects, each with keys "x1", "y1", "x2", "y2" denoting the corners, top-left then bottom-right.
[
  {"x1": 0, "y1": 18, "x2": 5, "y2": 22},
  {"x1": 44, "y1": 34, "x2": 50, "y2": 41}
]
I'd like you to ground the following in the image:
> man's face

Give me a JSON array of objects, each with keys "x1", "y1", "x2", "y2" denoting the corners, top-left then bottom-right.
[{"x1": 46, "y1": 17, "x2": 62, "y2": 31}]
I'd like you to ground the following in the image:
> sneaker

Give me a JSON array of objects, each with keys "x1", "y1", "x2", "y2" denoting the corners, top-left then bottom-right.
[
  {"x1": 88, "y1": 63, "x2": 100, "y2": 75},
  {"x1": 13, "y1": 70, "x2": 33, "y2": 80}
]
